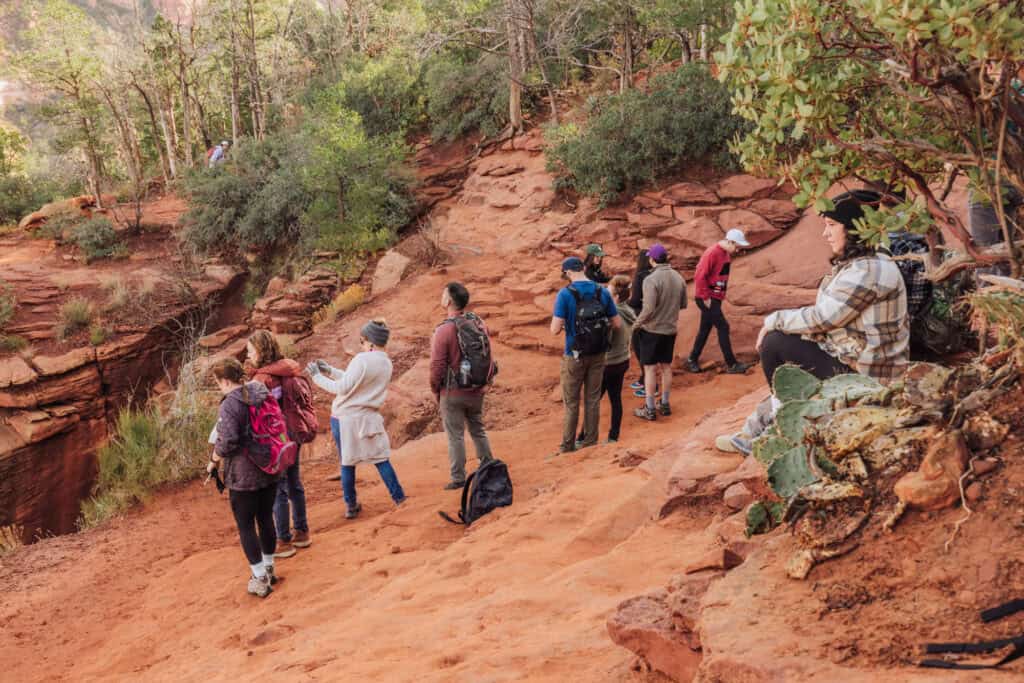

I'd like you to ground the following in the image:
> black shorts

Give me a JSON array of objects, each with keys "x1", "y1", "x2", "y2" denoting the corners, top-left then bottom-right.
[{"x1": 635, "y1": 330, "x2": 677, "y2": 365}]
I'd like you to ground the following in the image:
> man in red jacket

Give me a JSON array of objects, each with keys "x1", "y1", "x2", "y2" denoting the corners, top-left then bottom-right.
[
  {"x1": 686, "y1": 228, "x2": 753, "y2": 374},
  {"x1": 430, "y1": 282, "x2": 495, "y2": 490}
]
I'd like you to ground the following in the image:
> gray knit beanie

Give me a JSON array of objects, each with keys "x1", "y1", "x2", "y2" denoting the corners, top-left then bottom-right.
[{"x1": 361, "y1": 319, "x2": 390, "y2": 347}]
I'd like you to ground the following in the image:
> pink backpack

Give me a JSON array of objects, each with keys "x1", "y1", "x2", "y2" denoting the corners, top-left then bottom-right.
[{"x1": 247, "y1": 394, "x2": 298, "y2": 475}]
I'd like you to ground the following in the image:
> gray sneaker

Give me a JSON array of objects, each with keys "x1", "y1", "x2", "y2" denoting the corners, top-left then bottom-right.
[
  {"x1": 729, "y1": 434, "x2": 753, "y2": 456},
  {"x1": 266, "y1": 565, "x2": 279, "y2": 586},
  {"x1": 247, "y1": 574, "x2": 273, "y2": 598}
]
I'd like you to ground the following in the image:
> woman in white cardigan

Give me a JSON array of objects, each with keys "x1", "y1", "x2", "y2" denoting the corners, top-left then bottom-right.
[{"x1": 307, "y1": 319, "x2": 406, "y2": 519}]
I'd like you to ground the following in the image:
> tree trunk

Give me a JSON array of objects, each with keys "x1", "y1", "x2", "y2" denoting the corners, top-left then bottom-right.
[
  {"x1": 699, "y1": 24, "x2": 708, "y2": 61},
  {"x1": 246, "y1": 0, "x2": 266, "y2": 139},
  {"x1": 181, "y1": 73, "x2": 193, "y2": 167},
  {"x1": 229, "y1": 0, "x2": 242, "y2": 143},
  {"x1": 679, "y1": 31, "x2": 692, "y2": 64},
  {"x1": 504, "y1": 0, "x2": 530, "y2": 132},
  {"x1": 133, "y1": 79, "x2": 170, "y2": 184},
  {"x1": 620, "y1": 8, "x2": 635, "y2": 93},
  {"x1": 157, "y1": 89, "x2": 177, "y2": 179}
]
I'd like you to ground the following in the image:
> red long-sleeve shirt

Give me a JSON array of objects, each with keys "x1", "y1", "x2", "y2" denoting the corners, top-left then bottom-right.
[
  {"x1": 694, "y1": 243, "x2": 731, "y2": 301},
  {"x1": 430, "y1": 314, "x2": 489, "y2": 398}
]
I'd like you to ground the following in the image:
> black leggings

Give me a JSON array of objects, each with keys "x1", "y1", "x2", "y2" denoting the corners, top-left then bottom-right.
[
  {"x1": 603, "y1": 360, "x2": 629, "y2": 440},
  {"x1": 229, "y1": 485, "x2": 277, "y2": 565},
  {"x1": 689, "y1": 299, "x2": 737, "y2": 366},
  {"x1": 760, "y1": 331, "x2": 852, "y2": 386}
]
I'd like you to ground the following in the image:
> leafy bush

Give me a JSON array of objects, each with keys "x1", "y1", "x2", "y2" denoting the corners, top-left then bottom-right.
[
  {"x1": 56, "y1": 297, "x2": 94, "y2": 340},
  {"x1": 313, "y1": 283, "x2": 366, "y2": 328},
  {"x1": 424, "y1": 54, "x2": 512, "y2": 142},
  {"x1": 72, "y1": 217, "x2": 123, "y2": 262},
  {"x1": 335, "y1": 51, "x2": 426, "y2": 138},
  {"x1": 545, "y1": 64, "x2": 746, "y2": 204},
  {"x1": 0, "y1": 175, "x2": 59, "y2": 226},
  {"x1": 79, "y1": 367, "x2": 217, "y2": 529},
  {"x1": 0, "y1": 280, "x2": 15, "y2": 330}
]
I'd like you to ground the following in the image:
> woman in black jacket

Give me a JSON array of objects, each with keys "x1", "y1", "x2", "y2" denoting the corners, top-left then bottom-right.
[
  {"x1": 207, "y1": 357, "x2": 281, "y2": 598},
  {"x1": 629, "y1": 248, "x2": 652, "y2": 395},
  {"x1": 583, "y1": 243, "x2": 612, "y2": 283}
]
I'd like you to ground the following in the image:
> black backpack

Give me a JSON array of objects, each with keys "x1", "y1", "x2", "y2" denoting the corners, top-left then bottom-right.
[
  {"x1": 445, "y1": 313, "x2": 497, "y2": 389},
  {"x1": 438, "y1": 459, "x2": 513, "y2": 526},
  {"x1": 569, "y1": 285, "x2": 611, "y2": 356}
]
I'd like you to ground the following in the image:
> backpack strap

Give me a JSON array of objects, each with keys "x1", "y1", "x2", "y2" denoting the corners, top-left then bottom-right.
[
  {"x1": 982, "y1": 598, "x2": 1024, "y2": 623},
  {"x1": 459, "y1": 468, "x2": 478, "y2": 522},
  {"x1": 919, "y1": 599, "x2": 1024, "y2": 669}
]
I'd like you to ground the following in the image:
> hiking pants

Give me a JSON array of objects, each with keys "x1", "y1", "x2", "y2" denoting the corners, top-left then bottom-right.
[
  {"x1": 229, "y1": 485, "x2": 277, "y2": 566},
  {"x1": 331, "y1": 417, "x2": 405, "y2": 508},
  {"x1": 441, "y1": 393, "x2": 493, "y2": 483},
  {"x1": 273, "y1": 444, "x2": 308, "y2": 542},
  {"x1": 759, "y1": 331, "x2": 852, "y2": 386},
  {"x1": 561, "y1": 353, "x2": 605, "y2": 451},
  {"x1": 689, "y1": 299, "x2": 737, "y2": 366},
  {"x1": 603, "y1": 360, "x2": 629, "y2": 441}
]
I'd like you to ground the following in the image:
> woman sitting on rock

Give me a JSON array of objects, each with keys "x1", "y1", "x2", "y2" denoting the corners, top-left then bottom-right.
[
  {"x1": 247, "y1": 330, "x2": 312, "y2": 559},
  {"x1": 307, "y1": 319, "x2": 406, "y2": 519},
  {"x1": 722, "y1": 190, "x2": 909, "y2": 454},
  {"x1": 206, "y1": 357, "x2": 281, "y2": 598}
]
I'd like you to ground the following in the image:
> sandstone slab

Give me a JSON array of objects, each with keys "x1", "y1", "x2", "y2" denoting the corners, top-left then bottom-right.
[
  {"x1": 717, "y1": 208, "x2": 782, "y2": 248},
  {"x1": 372, "y1": 250, "x2": 413, "y2": 296},
  {"x1": 716, "y1": 174, "x2": 778, "y2": 201},
  {"x1": 607, "y1": 592, "x2": 702, "y2": 683},
  {"x1": 0, "y1": 356, "x2": 38, "y2": 389},
  {"x1": 745, "y1": 198, "x2": 801, "y2": 228},
  {"x1": 663, "y1": 182, "x2": 720, "y2": 206}
]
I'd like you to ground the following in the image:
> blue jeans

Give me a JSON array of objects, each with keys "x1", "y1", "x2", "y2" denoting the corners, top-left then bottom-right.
[
  {"x1": 331, "y1": 417, "x2": 405, "y2": 508},
  {"x1": 273, "y1": 444, "x2": 308, "y2": 542}
]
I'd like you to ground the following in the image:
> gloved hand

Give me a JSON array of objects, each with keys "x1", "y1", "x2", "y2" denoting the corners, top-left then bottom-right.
[
  {"x1": 306, "y1": 361, "x2": 321, "y2": 377},
  {"x1": 316, "y1": 359, "x2": 333, "y2": 375}
]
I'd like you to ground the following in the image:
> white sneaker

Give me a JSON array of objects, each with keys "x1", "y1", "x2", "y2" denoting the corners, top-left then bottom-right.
[{"x1": 247, "y1": 574, "x2": 273, "y2": 598}]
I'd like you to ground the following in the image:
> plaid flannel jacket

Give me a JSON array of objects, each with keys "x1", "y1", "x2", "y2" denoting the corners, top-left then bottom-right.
[{"x1": 764, "y1": 255, "x2": 909, "y2": 383}]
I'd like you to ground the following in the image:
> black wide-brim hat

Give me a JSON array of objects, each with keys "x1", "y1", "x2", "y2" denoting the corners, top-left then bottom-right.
[{"x1": 820, "y1": 189, "x2": 882, "y2": 231}]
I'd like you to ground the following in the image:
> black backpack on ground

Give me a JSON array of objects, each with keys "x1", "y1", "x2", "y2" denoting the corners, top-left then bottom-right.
[
  {"x1": 445, "y1": 313, "x2": 498, "y2": 389},
  {"x1": 438, "y1": 459, "x2": 513, "y2": 526},
  {"x1": 919, "y1": 598, "x2": 1024, "y2": 670},
  {"x1": 569, "y1": 285, "x2": 611, "y2": 356}
]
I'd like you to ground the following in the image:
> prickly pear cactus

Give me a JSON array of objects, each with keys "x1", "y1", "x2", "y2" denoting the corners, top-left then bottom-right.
[
  {"x1": 772, "y1": 364, "x2": 821, "y2": 402},
  {"x1": 817, "y1": 373, "x2": 885, "y2": 406},
  {"x1": 767, "y1": 445, "x2": 817, "y2": 499}
]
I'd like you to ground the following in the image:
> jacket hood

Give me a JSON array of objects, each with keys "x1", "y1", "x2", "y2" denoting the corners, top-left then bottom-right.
[
  {"x1": 230, "y1": 381, "x2": 270, "y2": 406},
  {"x1": 256, "y1": 358, "x2": 303, "y2": 377}
]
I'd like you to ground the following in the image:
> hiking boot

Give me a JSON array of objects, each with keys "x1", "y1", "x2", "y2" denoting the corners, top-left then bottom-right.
[
  {"x1": 274, "y1": 542, "x2": 297, "y2": 559},
  {"x1": 443, "y1": 480, "x2": 465, "y2": 491},
  {"x1": 684, "y1": 358, "x2": 702, "y2": 373},
  {"x1": 266, "y1": 565, "x2": 279, "y2": 586},
  {"x1": 630, "y1": 381, "x2": 644, "y2": 390},
  {"x1": 634, "y1": 389, "x2": 647, "y2": 398},
  {"x1": 634, "y1": 406, "x2": 657, "y2": 421},
  {"x1": 292, "y1": 531, "x2": 311, "y2": 548},
  {"x1": 659, "y1": 402, "x2": 672, "y2": 417},
  {"x1": 247, "y1": 574, "x2": 273, "y2": 598},
  {"x1": 730, "y1": 435, "x2": 753, "y2": 456},
  {"x1": 345, "y1": 502, "x2": 362, "y2": 520},
  {"x1": 725, "y1": 362, "x2": 752, "y2": 375}
]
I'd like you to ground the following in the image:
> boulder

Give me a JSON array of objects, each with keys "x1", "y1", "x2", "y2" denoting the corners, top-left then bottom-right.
[
  {"x1": 632, "y1": 194, "x2": 663, "y2": 210},
  {"x1": 744, "y1": 198, "x2": 801, "y2": 228},
  {"x1": 198, "y1": 325, "x2": 249, "y2": 350},
  {"x1": 717, "y1": 208, "x2": 782, "y2": 248},
  {"x1": 685, "y1": 547, "x2": 744, "y2": 574},
  {"x1": 203, "y1": 264, "x2": 241, "y2": 286},
  {"x1": 265, "y1": 276, "x2": 288, "y2": 297},
  {"x1": 32, "y1": 347, "x2": 96, "y2": 376},
  {"x1": 663, "y1": 182, "x2": 720, "y2": 206},
  {"x1": 657, "y1": 218, "x2": 723, "y2": 252},
  {"x1": 0, "y1": 356, "x2": 39, "y2": 389},
  {"x1": 716, "y1": 175, "x2": 778, "y2": 202},
  {"x1": 607, "y1": 591, "x2": 703, "y2": 682},
  {"x1": 894, "y1": 429, "x2": 969, "y2": 511},
  {"x1": 627, "y1": 211, "x2": 675, "y2": 236},
  {"x1": 372, "y1": 250, "x2": 413, "y2": 296},
  {"x1": 723, "y1": 482, "x2": 754, "y2": 511}
]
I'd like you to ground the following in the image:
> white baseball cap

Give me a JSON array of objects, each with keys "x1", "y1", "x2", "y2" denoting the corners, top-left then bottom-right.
[{"x1": 725, "y1": 228, "x2": 750, "y2": 247}]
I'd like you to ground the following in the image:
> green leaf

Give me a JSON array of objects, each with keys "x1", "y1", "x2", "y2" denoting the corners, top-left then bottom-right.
[
  {"x1": 767, "y1": 445, "x2": 818, "y2": 499},
  {"x1": 752, "y1": 432, "x2": 796, "y2": 466},
  {"x1": 775, "y1": 399, "x2": 831, "y2": 443},
  {"x1": 772, "y1": 364, "x2": 821, "y2": 401}
]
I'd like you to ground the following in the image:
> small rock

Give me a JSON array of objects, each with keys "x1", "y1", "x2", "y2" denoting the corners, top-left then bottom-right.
[
  {"x1": 964, "y1": 482, "x2": 983, "y2": 504},
  {"x1": 972, "y1": 458, "x2": 999, "y2": 476},
  {"x1": 684, "y1": 547, "x2": 743, "y2": 574},
  {"x1": 723, "y1": 482, "x2": 754, "y2": 511}
]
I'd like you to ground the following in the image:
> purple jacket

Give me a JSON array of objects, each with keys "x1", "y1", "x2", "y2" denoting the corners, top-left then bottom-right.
[{"x1": 214, "y1": 382, "x2": 279, "y2": 491}]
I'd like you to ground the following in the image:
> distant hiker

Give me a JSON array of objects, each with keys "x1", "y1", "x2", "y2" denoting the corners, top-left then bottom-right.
[
  {"x1": 578, "y1": 275, "x2": 635, "y2": 444},
  {"x1": 686, "y1": 229, "x2": 753, "y2": 375},
  {"x1": 247, "y1": 330, "x2": 316, "y2": 559},
  {"x1": 551, "y1": 256, "x2": 621, "y2": 454},
  {"x1": 208, "y1": 140, "x2": 229, "y2": 167},
  {"x1": 207, "y1": 357, "x2": 281, "y2": 599},
  {"x1": 307, "y1": 319, "x2": 406, "y2": 519},
  {"x1": 633, "y1": 243, "x2": 686, "y2": 421},
  {"x1": 720, "y1": 190, "x2": 909, "y2": 455},
  {"x1": 583, "y1": 243, "x2": 612, "y2": 283},
  {"x1": 628, "y1": 248, "x2": 652, "y2": 397},
  {"x1": 431, "y1": 282, "x2": 497, "y2": 490}
]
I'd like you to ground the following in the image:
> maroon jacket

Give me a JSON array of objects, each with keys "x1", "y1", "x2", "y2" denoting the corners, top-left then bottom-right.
[
  {"x1": 251, "y1": 359, "x2": 308, "y2": 439},
  {"x1": 430, "y1": 314, "x2": 490, "y2": 399}
]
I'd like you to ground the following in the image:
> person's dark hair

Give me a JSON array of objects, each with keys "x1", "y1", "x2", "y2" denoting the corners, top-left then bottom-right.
[
  {"x1": 824, "y1": 189, "x2": 883, "y2": 264},
  {"x1": 610, "y1": 274, "x2": 631, "y2": 303},
  {"x1": 248, "y1": 329, "x2": 283, "y2": 367},
  {"x1": 445, "y1": 282, "x2": 470, "y2": 310},
  {"x1": 584, "y1": 252, "x2": 601, "y2": 268},
  {"x1": 210, "y1": 357, "x2": 245, "y2": 384},
  {"x1": 634, "y1": 248, "x2": 650, "y2": 273}
]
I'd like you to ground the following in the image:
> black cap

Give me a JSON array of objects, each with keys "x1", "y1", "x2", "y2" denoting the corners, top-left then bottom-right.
[{"x1": 820, "y1": 189, "x2": 882, "y2": 231}]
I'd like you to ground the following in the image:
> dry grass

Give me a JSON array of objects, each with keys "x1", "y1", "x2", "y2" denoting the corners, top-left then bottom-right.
[
  {"x1": 312, "y1": 284, "x2": 366, "y2": 329},
  {"x1": 0, "y1": 524, "x2": 24, "y2": 555},
  {"x1": 0, "y1": 279, "x2": 15, "y2": 329},
  {"x1": 56, "y1": 297, "x2": 94, "y2": 340}
]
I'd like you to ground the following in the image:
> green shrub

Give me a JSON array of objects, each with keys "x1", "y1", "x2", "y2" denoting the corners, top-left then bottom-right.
[
  {"x1": 56, "y1": 297, "x2": 94, "y2": 340},
  {"x1": 0, "y1": 174, "x2": 59, "y2": 226},
  {"x1": 72, "y1": 217, "x2": 123, "y2": 262},
  {"x1": 545, "y1": 64, "x2": 747, "y2": 205},
  {"x1": 0, "y1": 335, "x2": 28, "y2": 353},
  {"x1": 79, "y1": 366, "x2": 217, "y2": 529},
  {"x1": 0, "y1": 280, "x2": 15, "y2": 329},
  {"x1": 424, "y1": 54, "x2": 512, "y2": 142},
  {"x1": 335, "y1": 51, "x2": 426, "y2": 138},
  {"x1": 89, "y1": 324, "x2": 110, "y2": 346}
]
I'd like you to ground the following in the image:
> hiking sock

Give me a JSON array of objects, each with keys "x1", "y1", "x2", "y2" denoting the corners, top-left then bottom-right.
[
  {"x1": 645, "y1": 393, "x2": 656, "y2": 412},
  {"x1": 250, "y1": 562, "x2": 267, "y2": 579},
  {"x1": 262, "y1": 554, "x2": 276, "y2": 571},
  {"x1": 661, "y1": 387, "x2": 671, "y2": 406}
]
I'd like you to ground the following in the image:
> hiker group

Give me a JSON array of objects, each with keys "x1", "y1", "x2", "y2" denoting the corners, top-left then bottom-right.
[{"x1": 206, "y1": 188, "x2": 924, "y2": 599}]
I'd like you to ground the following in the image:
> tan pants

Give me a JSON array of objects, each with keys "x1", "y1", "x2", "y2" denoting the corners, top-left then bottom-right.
[{"x1": 561, "y1": 353, "x2": 605, "y2": 451}]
